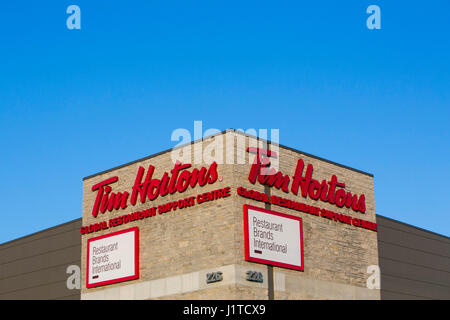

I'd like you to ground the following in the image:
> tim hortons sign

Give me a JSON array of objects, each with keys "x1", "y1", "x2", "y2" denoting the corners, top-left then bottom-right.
[
  {"x1": 82, "y1": 147, "x2": 375, "y2": 235},
  {"x1": 90, "y1": 161, "x2": 219, "y2": 218},
  {"x1": 246, "y1": 148, "x2": 366, "y2": 214}
]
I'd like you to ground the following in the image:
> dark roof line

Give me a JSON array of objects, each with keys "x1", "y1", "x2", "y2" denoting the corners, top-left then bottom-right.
[
  {"x1": 376, "y1": 214, "x2": 450, "y2": 240},
  {"x1": 0, "y1": 218, "x2": 82, "y2": 246},
  {"x1": 82, "y1": 129, "x2": 374, "y2": 181}
]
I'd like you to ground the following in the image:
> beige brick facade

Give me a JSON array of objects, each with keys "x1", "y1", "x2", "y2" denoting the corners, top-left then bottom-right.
[{"x1": 81, "y1": 130, "x2": 380, "y2": 300}]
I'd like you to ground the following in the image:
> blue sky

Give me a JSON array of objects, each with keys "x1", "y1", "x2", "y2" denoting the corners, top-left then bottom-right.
[{"x1": 0, "y1": 1, "x2": 449, "y2": 243}]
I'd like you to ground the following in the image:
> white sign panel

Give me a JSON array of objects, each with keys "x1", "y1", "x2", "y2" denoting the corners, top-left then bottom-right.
[
  {"x1": 86, "y1": 227, "x2": 139, "y2": 288},
  {"x1": 244, "y1": 205, "x2": 304, "y2": 271}
]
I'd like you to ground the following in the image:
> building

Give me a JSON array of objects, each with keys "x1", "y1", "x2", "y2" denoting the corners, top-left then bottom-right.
[{"x1": 1, "y1": 130, "x2": 449, "y2": 300}]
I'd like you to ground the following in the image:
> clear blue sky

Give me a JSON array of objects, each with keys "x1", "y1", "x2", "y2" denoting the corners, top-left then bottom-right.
[{"x1": 0, "y1": 1, "x2": 449, "y2": 243}]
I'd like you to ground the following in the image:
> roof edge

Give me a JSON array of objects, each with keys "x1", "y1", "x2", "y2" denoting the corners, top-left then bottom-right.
[
  {"x1": 83, "y1": 129, "x2": 374, "y2": 181},
  {"x1": 0, "y1": 217, "x2": 82, "y2": 246},
  {"x1": 376, "y1": 214, "x2": 450, "y2": 240}
]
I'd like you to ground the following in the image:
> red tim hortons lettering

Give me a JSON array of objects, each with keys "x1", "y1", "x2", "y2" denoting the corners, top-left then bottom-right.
[
  {"x1": 247, "y1": 147, "x2": 290, "y2": 193},
  {"x1": 91, "y1": 177, "x2": 129, "y2": 218},
  {"x1": 130, "y1": 161, "x2": 218, "y2": 206},
  {"x1": 246, "y1": 148, "x2": 366, "y2": 214},
  {"x1": 91, "y1": 161, "x2": 219, "y2": 217}
]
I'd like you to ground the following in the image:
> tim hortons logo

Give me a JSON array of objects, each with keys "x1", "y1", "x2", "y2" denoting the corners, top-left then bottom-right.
[
  {"x1": 90, "y1": 161, "x2": 218, "y2": 217},
  {"x1": 247, "y1": 148, "x2": 366, "y2": 213}
]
